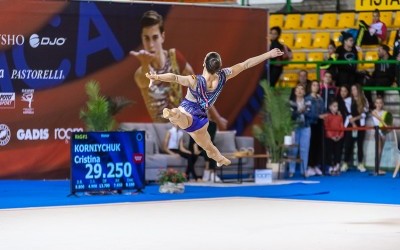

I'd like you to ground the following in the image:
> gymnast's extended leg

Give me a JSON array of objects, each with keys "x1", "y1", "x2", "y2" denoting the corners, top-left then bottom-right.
[{"x1": 189, "y1": 124, "x2": 231, "y2": 167}]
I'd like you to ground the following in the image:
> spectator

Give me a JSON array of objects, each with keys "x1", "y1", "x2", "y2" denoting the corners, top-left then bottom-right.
[
  {"x1": 335, "y1": 32, "x2": 358, "y2": 86},
  {"x1": 298, "y1": 69, "x2": 312, "y2": 94},
  {"x1": 342, "y1": 84, "x2": 369, "y2": 173},
  {"x1": 393, "y1": 29, "x2": 400, "y2": 86},
  {"x1": 163, "y1": 125, "x2": 201, "y2": 182},
  {"x1": 365, "y1": 44, "x2": 396, "y2": 105},
  {"x1": 324, "y1": 99, "x2": 344, "y2": 175},
  {"x1": 289, "y1": 69, "x2": 311, "y2": 100},
  {"x1": 320, "y1": 40, "x2": 338, "y2": 79},
  {"x1": 265, "y1": 26, "x2": 292, "y2": 87},
  {"x1": 371, "y1": 96, "x2": 390, "y2": 174},
  {"x1": 288, "y1": 84, "x2": 312, "y2": 177},
  {"x1": 320, "y1": 71, "x2": 338, "y2": 110},
  {"x1": 336, "y1": 85, "x2": 352, "y2": 172},
  {"x1": 356, "y1": 9, "x2": 387, "y2": 46},
  {"x1": 305, "y1": 80, "x2": 325, "y2": 176}
]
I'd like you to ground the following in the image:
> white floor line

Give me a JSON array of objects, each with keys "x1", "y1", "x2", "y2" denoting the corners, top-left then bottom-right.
[{"x1": 0, "y1": 198, "x2": 399, "y2": 250}]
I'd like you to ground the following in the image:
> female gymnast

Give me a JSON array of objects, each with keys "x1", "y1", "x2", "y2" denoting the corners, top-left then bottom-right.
[{"x1": 145, "y1": 48, "x2": 284, "y2": 166}]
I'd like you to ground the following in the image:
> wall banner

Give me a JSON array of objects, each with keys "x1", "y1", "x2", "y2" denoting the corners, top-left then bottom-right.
[{"x1": 0, "y1": 1, "x2": 267, "y2": 179}]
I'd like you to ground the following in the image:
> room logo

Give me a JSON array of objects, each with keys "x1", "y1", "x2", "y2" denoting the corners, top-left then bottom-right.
[
  {"x1": 29, "y1": 34, "x2": 66, "y2": 48},
  {"x1": 54, "y1": 128, "x2": 84, "y2": 141},
  {"x1": 0, "y1": 124, "x2": 11, "y2": 146},
  {"x1": 21, "y1": 89, "x2": 34, "y2": 115},
  {"x1": 0, "y1": 92, "x2": 15, "y2": 109}
]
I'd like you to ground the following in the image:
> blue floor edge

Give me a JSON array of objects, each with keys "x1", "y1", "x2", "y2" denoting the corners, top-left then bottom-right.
[{"x1": 1, "y1": 171, "x2": 400, "y2": 209}]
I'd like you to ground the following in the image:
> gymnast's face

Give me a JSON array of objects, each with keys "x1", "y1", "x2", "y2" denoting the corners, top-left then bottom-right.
[{"x1": 141, "y1": 24, "x2": 165, "y2": 57}]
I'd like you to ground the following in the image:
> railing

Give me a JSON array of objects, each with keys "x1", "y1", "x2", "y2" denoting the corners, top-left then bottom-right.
[
  {"x1": 268, "y1": 59, "x2": 400, "y2": 175},
  {"x1": 342, "y1": 126, "x2": 400, "y2": 175},
  {"x1": 269, "y1": 59, "x2": 399, "y2": 82}
]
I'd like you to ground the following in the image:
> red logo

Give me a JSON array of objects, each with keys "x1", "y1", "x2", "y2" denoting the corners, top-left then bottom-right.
[{"x1": 133, "y1": 153, "x2": 144, "y2": 164}]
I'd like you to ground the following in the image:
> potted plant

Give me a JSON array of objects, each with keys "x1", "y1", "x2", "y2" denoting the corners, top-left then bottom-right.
[
  {"x1": 252, "y1": 80, "x2": 295, "y2": 176},
  {"x1": 80, "y1": 80, "x2": 132, "y2": 131},
  {"x1": 158, "y1": 168, "x2": 187, "y2": 194}
]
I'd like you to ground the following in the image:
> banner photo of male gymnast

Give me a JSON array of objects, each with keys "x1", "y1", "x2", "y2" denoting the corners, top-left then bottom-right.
[{"x1": 0, "y1": 1, "x2": 267, "y2": 179}]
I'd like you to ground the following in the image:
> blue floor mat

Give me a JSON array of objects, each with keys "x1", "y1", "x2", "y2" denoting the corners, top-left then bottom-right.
[{"x1": 1, "y1": 171, "x2": 399, "y2": 209}]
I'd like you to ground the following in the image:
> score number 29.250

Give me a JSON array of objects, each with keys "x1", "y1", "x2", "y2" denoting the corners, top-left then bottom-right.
[{"x1": 85, "y1": 162, "x2": 132, "y2": 179}]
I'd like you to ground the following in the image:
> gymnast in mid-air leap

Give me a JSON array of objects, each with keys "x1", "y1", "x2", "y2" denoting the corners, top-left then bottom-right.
[{"x1": 146, "y1": 48, "x2": 284, "y2": 167}]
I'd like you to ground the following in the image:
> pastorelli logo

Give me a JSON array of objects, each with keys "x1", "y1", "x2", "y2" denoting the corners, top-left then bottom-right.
[
  {"x1": 10, "y1": 69, "x2": 64, "y2": 80},
  {"x1": 133, "y1": 153, "x2": 144, "y2": 164},
  {"x1": 21, "y1": 89, "x2": 34, "y2": 115},
  {"x1": 0, "y1": 92, "x2": 15, "y2": 109},
  {"x1": 0, "y1": 124, "x2": 11, "y2": 146}
]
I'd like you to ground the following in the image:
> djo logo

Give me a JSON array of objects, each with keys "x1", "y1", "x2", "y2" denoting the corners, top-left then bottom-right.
[
  {"x1": 0, "y1": 124, "x2": 11, "y2": 146},
  {"x1": 29, "y1": 34, "x2": 66, "y2": 48}
]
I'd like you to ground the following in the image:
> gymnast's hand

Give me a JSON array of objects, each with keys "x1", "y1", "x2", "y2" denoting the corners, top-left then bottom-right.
[
  {"x1": 130, "y1": 49, "x2": 155, "y2": 66},
  {"x1": 268, "y1": 48, "x2": 285, "y2": 59},
  {"x1": 145, "y1": 71, "x2": 158, "y2": 88}
]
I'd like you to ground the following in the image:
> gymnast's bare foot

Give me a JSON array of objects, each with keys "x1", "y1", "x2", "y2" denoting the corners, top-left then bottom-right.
[
  {"x1": 163, "y1": 108, "x2": 179, "y2": 119},
  {"x1": 217, "y1": 157, "x2": 231, "y2": 167},
  {"x1": 162, "y1": 108, "x2": 171, "y2": 119}
]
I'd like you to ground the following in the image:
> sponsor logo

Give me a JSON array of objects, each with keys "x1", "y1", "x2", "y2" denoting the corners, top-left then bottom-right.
[
  {"x1": 0, "y1": 124, "x2": 11, "y2": 146},
  {"x1": 54, "y1": 128, "x2": 84, "y2": 141},
  {"x1": 16, "y1": 128, "x2": 49, "y2": 140},
  {"x1": 29, "y1": 34, "x2": 66, "y2": 48},
  {"x1": 133, "y1": 153, "x2": 144, "y2": 164},
  {"x1": 0, "y1": 92, "x2": 15, "y2": 109},
  {"x1": 21, "y1": 89, "x2": 34, "y2": 115},
  {"x1": 0, "y1": 34, "x2": 24, "y2": 46},
  {"x1": 11, "y1": 69, "x2": 65, "y2": 80}
]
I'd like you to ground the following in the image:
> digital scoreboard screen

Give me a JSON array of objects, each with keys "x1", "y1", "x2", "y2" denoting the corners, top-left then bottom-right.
[{"x1": 70, "y1": 131, "x2": 145, "y2": 193}]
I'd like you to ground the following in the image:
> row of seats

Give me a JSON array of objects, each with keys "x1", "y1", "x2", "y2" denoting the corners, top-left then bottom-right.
[
  {"x1": 270, "y1": 11, "x2": 400, "y2": 30},
  {"x1": 286, "y1": 50, "x2": 379, "y2": 70},
  {"x1": 279, "y1": 30, "x2": 398, "y2": 49}
]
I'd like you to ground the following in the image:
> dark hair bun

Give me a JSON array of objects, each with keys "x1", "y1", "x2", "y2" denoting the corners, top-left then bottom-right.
[{"x1": 205, "y1": 53, "x2": 221, "y2": 74}]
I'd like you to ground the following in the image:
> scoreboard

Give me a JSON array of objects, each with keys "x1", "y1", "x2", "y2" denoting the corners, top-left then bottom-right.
[{"x1": 70, "y1": 131, "x2": 145, "y2": 194}]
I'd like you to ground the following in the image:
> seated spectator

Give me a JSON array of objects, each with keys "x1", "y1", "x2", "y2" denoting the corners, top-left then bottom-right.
[
  {"x1": 356, "y1": 9, "x2": 387, "y2": 46},
  {"x1": 265, "y1": 26, "x2": 292, "y2": 87},
  {"x1": 365, "y1": 44, "x2": 396, "y2": 105},
  {"x1": 163, "y1": 125, "x2": 201, "y2": 182}
]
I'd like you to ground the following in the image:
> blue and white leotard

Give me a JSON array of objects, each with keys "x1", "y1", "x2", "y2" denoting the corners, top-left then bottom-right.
[{"x1": 180, "y1": 68, "x2": 230, "y2": 132}]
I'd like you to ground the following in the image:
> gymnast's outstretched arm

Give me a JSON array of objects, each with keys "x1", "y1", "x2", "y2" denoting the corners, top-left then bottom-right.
[
  {"x1": 226, "y1": 48, "x2": 284, "y2": 80},
  {"x1": 145, "y1": 72, "x2": 196, "y2": 88}
]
